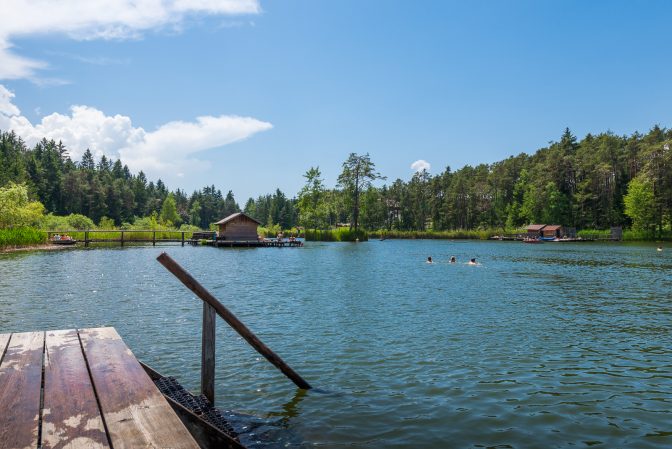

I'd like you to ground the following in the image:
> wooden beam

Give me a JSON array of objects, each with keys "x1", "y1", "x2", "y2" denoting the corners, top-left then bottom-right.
[
  {"x1": 0, "y1": 332, "x2": 44, "y2": 449},
  {"x1": 79, "y1": 327, "x2": 199, "y2": 449},
  {"x1": 42, "y1": 329, "x2": 110, "y2": 449},
  {"x1": 156, "y1": 252, "x2": 312, "y2": 390},
  {"x1": 202, "y1": 303, "x2": 216, "y2": 404},
  {"x1": 0, "y1": 333, "x2": 10, "y2": 364}
]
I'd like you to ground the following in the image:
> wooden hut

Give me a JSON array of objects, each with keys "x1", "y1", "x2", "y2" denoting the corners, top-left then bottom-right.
[
  {"x1": 526, "y1": 224, "x2": 546, "y2": 238},
  {"x1": 542, "y1": 225, "x2": 563, "y2": 239},
  {"x1": 214, "y1": 212, "x2": 261, "y2": 241}
]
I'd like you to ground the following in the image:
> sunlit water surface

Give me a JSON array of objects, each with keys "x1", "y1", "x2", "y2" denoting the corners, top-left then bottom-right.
[{"x1": 1, "y1": 240, "x2": 671, "y2": 448}]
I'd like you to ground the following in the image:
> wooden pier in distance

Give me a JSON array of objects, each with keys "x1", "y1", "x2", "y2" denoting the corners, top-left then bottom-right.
[
  {"x1": 0, "y1": 327, "x2": 202, "y2": 449},
  {"x1": 48, "y1": 229, "x2": 192, "y2": 247},
  {"x1": 46, "y1": 230, "x2": 305, "y2": 248},
  {"x1": 202, "y1": 239, "x2": 304, "y2": 248}
]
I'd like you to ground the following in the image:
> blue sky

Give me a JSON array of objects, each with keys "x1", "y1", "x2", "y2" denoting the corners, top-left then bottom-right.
[{"x1": 1, "y1": 0, "x2": 671, "y2": 202}]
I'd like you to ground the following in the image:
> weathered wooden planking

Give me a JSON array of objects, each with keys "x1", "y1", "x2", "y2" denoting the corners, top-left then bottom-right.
[
  {"x1": 0, "y1": 331, "x2": 45, "y2": 449},
  {"x1": 79, "y1": 327, "x2": 200, "y2": 449},
  {"x1": 42, "y1": 329, "x2": 110, "y2": 449}
]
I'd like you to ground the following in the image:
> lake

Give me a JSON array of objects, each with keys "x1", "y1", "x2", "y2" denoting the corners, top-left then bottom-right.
[{"x1": 1, "y1": 240, "x2": 671, "y2": 448}]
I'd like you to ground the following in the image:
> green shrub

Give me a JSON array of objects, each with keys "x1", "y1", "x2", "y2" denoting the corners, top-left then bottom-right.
[
  {"x1": 178, "y1": 224, "x2": 202, "y2": 232},
  {"x1": 67, "y1": 214, "x2": 95, "y2": 230},
  {"x1": 0, "y1": 183, "x2": 45, "y2": 229},
  {"x1": 257, "y1": 224, "x2": 281, "y2": 238},
  {"x1": 97, "y1": 216, "x2": 116, "y2": 229},
  {"x1": 42, "y1": 213, "x2": 95, "y2": 231}
]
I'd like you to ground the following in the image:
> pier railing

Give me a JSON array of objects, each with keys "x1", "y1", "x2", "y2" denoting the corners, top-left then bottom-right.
[
  {"x1": 47, "y1": 229, "x2": 194, "y2": 246},
  {"x1": 156, "y1": 253, "x2": 312, "y2": 405}
]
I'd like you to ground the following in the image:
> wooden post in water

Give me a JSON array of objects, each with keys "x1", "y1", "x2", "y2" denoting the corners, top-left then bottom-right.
[
  {"x1": 121, "y1": 231, "x2": 124, "y2": 247},
  {"x1": 153, "y1": 231, "x2": 156, "y2": 246},
  {"x1": 85, "y1": 230, "x2": 89, "y2": 247},
  {"x1": 156, "y1": 252, "x2": 312, "y2": 390},
  {"x1": 182, "y1": 232, "x2": 185, "y2": 247},
  {"x1": 202, "y1": 303, "x2": 216, "y2": 404}
]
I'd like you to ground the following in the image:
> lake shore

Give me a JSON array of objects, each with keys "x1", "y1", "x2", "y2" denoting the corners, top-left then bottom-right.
[{"x1": 0, "y1": 243, "x2": 73, "y2": 253}]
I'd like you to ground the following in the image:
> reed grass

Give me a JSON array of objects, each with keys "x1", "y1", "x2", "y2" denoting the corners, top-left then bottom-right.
[
  {"x1": 370, "y1": 229, "x2": 500, "y2": 240},
  {"x1": 304, "y1": 228, "x2": 368, "y2": 242},
  {"x1": 578, "y1": 228, "x2": 672, "y2": 241},
  {"x1": 0, "y1": 228, "x2": 48, "y2": 248}
]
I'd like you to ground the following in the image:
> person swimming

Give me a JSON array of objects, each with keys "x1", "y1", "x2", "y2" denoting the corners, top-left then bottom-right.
[
  {"x1": 468, "y1": 258, "x2": 477, "y2": 265},
  {"x1": 427, "y1": 256, "x2": 433, "y2": 264},
  {"x1": 657, "y1": 246, "x2": 663, "y2": 252},
  {"x1": 450, "y1": 256, "x2": 456, "y2": 263}
]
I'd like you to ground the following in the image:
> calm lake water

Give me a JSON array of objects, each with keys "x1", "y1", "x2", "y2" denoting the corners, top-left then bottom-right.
[{"x1": 1, "y1": 240, "x2": 671, "y2": 448}]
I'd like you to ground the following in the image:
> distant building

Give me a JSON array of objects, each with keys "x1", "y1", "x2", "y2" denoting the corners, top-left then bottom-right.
[
  {"x1": 526, "y1": 224, "x2": 546, "y2": 238},
  {"x1": 542, "y1": 225, "x2": 563, "y2": 239},
  {"x1": 214, "y1": 212, "x2": 261, "y2": 241}
]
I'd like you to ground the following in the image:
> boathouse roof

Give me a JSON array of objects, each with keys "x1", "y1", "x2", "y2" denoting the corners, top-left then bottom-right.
[
  {"x1": 214, "y1": 212, "x2": 261, "y2": 225},
  {"x1": 527, "y1": 224, "x2": 546, "y2": 231},
  {"x1": 544, "y1": 225, "x2": 562, "y2": 231}
]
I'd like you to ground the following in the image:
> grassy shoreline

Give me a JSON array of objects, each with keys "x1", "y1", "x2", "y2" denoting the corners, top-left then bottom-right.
[
  {"x1": 3, "y1": 226, "x2": 669, "y2": 249},
  {"x1": 0, "y1": 228, "x2": 47, "y2": 249},
  {"x1": 370, "y1": 229, "x2": 509, "y2": 240},
  {"x1": 0, "y1": 243, "x2": 73, "y2": 254}
]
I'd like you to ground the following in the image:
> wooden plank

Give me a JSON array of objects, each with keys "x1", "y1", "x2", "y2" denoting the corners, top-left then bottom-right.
[
  {"x1": 79, "y1": 327, "x2": 199, "y2": 449},
  {"x1": 202, "y1": 303, "x2": 216, "y2": 404},
  {"x1": 0, "y1": 331, "x2": 44, "y2": 449},
  {"x1": 42, "y1": 329, "x2": 110, "y2": 449}
]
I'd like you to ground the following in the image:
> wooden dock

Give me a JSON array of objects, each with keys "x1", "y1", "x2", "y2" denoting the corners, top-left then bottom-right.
[
  {"x1": 202, "y1": 239, "x2": 304, "y2": 248},
  {"x1": 0, "y1": 327, "x2": 200, "y2": 449},
  {"x1": 48, "y1": 230, "x2": 191, "y2": 247}
]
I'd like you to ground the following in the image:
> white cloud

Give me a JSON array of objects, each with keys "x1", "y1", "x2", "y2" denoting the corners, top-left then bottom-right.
[
  {"x1": 0, "y1": 0, "x2": 261, "y2": 81},
  {"x1": 0, "y1": 84, "x2": 272, "y2": 184},
  {"x1": 0, "y1": 85, "x2": 21, "y2": 116},
  {"x1": 411, "y1": 159, "x2": 431, "y2": 172}
]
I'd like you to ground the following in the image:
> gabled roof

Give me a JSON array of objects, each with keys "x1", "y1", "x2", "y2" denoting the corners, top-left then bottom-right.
[
  {"x1": 527, "y1": 224, "x2": 546, "y2": 231},
  {"x1": 214, "y1": 212, "x2": 261, "y2": 225},
  {"x1": 544, "y1": 225, "x2": 562, "y2": 231}
]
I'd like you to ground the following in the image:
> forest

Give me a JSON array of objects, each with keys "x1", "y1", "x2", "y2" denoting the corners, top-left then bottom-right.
[
  {"x1": 1, "y1": 125, "x2": 671, "y2": 238},
  {"x1": 296, "y1": 126, "x2": 672, "y2": 237}
]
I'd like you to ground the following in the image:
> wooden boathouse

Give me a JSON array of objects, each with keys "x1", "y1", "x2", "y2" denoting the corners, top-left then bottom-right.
[
  {"x1": 526, "y1": 224, "x2": 547, "y2": 238},
  {"x1": 215, "y1": 212, "x2": 260, "y2": 241},
  {"x1": 542, "y1": 225, "x2": 563, "y2": 239},
  {"x1": 205, "y1": 212, "x2": 303, "y2": 248}
]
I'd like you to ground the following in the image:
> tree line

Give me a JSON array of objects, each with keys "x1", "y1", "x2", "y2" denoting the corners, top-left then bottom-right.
[
  {"x1": 2, "y1": 124, "x2": 672, "y2": 235},
  {"x1": 0, "y1": 130, "x2": 299, "y2": 230},
  {"x1": 299, "y1": 126, "x2": 672, "y2": 236}
]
